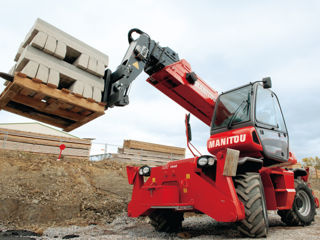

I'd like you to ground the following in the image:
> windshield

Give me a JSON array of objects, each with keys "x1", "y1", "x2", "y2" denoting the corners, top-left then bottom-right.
[{"x1": 212, "y1": 85, "x2": 251, "y2": 129}]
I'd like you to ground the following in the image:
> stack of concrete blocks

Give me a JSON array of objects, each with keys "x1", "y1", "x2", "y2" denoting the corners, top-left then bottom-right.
[{"x1": 10, "y1": 18, "x2": 109, "y2": 102}]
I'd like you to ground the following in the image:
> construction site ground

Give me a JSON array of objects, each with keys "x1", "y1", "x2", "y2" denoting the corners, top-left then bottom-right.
[{"x1": 0, "y1": 149, "x2": 319, "y2": 239}]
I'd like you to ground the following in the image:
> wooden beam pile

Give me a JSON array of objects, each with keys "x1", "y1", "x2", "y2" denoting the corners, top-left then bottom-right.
[
  {"x1": 111, "y1": 140, "x2": 186, "y2": 166},
  {"x1": 0, "y1": 127, "x2": 91, "y2": 158}
]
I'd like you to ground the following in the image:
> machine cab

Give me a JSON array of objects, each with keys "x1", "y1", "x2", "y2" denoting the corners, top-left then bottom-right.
[{"x1": 209, "y1": 80, "x2": 289, "y2": 165}]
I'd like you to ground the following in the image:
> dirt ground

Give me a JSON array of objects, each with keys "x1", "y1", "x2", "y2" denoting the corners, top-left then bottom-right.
[
  {"x1": 0, "y1": 149, "x2": 319, "y2": 239},
  {"x1": 0, "y1": 149, "x2": 133, "y2": 230}
]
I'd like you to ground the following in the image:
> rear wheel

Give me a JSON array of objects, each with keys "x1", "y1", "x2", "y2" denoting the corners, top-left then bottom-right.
[
  {"x1": 234, "y1": 173, "x2": 269, "y2": 238},
  {"x1": 278, "y1": 179, "x2": 316, "y2": 226},
  {"x1": 149, "y1": 209, "x2": 184, "y2": 232}
]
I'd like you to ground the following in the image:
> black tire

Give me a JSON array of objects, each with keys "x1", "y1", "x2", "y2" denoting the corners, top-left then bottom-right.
[
  {"x1": 234, "y1": 173, "x2": 269, "y2": 238},
  {"x1": 149, "y1": 209, "x2": 184, "y2": 232},
  {"x1": 278, "y1": 179, "x2": 316, "y2": 226}
]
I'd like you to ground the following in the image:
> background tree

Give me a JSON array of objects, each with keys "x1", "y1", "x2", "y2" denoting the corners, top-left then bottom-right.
[{"x1": 302, "y1": 156, "x2": 320, "y2": 169}]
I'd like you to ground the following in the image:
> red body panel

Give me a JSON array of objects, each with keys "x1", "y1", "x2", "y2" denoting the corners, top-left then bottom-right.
[
  {"x1": 260, "y1": 167, "x2": 295, "y2": 210},
  {"x1": 207, "y1": 126, "x2": 263, "y2": 158},
  {"x1": 147, "y1": 59, "x2": 218, "y2": 126},
  {"x1": 127, "y1": 151, "x2": 245, "y2": 222}
]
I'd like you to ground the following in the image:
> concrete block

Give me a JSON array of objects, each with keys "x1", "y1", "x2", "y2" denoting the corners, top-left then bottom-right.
[
  {"x1": 8, "y1": 64, "x2": 16, "y2": 75},
  {"x1": 31, "y1": 31, "x2": 48, "y2": 50},
  {"x1": 16, "y1": 45, "x2": 104, "y2": 91},
  {"x1": 48, "y1": 68, "x2": 60, "y2": 88},
  {"x1": 97, "y1": 61, "x2": 105, "y2": 77},
  {"x1": 70, "y1": 80, "x2": 84, "y2": 95},
  {"x1": 74, "y1": 53, "x2": 89, "y2": 70},
  {"x1": 92, "y1": 87, "x2": 102, "y2": 102},
  {"x1": 54, "y1": 40, "x2": 66, "y2": 59},
  {"x1": 35, "y1": 64, "x2": 49, "y2": 83},
  {"x1": 14, "y1": 42, "x2": 24, "y2": 62},
  {"x1": 82, "y1": 85, "x2": 93, "y2": 99},
  {"x1": 87, "y1": 57, "x2": 97, "y2": 75},
  {"x1": 87, "y1": 57, "x2": 105, "y2": 78},
  {"x1": 19, "y1": 18, "x2": 109, "y2": 67},
  {"x1": 20, "y1": 60, "x2": 39, "y2": 78},
  {"x1": 44, "y1": 35, "x2": 57, "y2": 55}
]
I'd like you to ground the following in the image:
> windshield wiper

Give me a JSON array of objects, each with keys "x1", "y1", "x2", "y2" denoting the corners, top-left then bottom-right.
[{"x1": 227, "y1": 99, "x2": 248, "y2": 129}]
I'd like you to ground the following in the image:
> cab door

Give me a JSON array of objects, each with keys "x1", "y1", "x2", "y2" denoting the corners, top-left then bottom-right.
[{"x1": 254, "y1": 84, "x2": 289, "y2": 162}]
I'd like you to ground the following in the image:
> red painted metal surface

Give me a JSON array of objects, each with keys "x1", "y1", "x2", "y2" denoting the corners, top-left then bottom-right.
[
  {"x1": 127, "y1": 150, "x2": 245, "y2": 222},
  {"x1": 147, "y1": 59, "x2": 218, "y2": 126},
  {"x1": 127, "y1": 59, "x2": 307, "y2": 223},
  {"x1": 260, "y1": 167, "x2": 295, "y2": 210},
  {"x1": 207, "y1": 126, "x2": 263, "y2": 158}
]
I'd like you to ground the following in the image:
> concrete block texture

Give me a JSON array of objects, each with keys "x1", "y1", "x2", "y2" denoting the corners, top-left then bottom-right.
[
  {"x1": 17, "y1": 18, "x2": 108, "y2": 76},
  {"x1": 82, "y1": 85, "x2": 93, "y2": 99},
  {"x1": 20, "y1": 60, "x2": 39, "y2": 78},
  {"x1": 43, "y1": 35, "x2": 57, "y2": 55},
  {"x1": 92, "y1": 87, "x2": 102, "y2": 102},
  {"x1": 70, "y1": 81, "x2": 84, "y2": 95},
  {"x1": 48, "y1": 69, "x2": 60, "y2": 88},
  {"x1": 74, "y1": 53, "x2": 89, "y2": 70},
  {"x1": 31, "y1": 31, "x2": 48, "y2": 50},
  {"x1": 16, "y1": 45, "x2": 104, "y2": 91},
  {"x1": 36, "y1": 64, "x2": 49, "y2": 83}
]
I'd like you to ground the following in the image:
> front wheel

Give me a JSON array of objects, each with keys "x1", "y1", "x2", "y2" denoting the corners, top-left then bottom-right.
[
  {"x1": 234, "y1": 173, "x2": 269, "y2": 238},
  {"x1": 278, "y1": 179, "x2": 316, "y2": 226}
]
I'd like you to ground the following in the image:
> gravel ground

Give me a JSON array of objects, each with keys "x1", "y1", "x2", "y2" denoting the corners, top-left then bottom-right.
[{"x1": 2, "y1": 209, "x2": 319, "y2": 240}]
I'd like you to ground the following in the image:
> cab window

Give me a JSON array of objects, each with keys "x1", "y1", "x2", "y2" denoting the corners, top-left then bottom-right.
[{"x1": 256, "y1": 85, "x2": 286, "y2": 132}]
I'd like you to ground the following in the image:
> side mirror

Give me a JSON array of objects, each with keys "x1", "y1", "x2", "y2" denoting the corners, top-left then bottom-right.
[
  {"x1": 262, "y1": 77, "x2": 272, "y2": 89},
  {"x1": 185, "y1": 113, "x2": 192, "y2": 142}
]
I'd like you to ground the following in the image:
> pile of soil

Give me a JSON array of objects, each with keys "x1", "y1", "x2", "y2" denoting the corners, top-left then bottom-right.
[{"x1": 0, "y1": 149, "x2": 134, "y2": 231}]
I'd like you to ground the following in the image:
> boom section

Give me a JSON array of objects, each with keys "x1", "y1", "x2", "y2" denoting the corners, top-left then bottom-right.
[{"x1": 102, "y1": 29, "x2": 218, "y2": 126}]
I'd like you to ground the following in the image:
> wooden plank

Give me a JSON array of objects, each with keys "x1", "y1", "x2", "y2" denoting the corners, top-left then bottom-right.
[
  {"x1": 11, "y1": 93, "x2": 83, "y2": 122},
  {"x1": 223, "y1": 148, "x2": 240, "y2": 176},
  {"x1": 0, "y1": 140, "x2": 89, "y2": 157},
  {"x1": 3, "y1": 105, "x2": 69, "y2": 129},
  {"x1": 113, "y1": 153, "x2": 173, "y2": 163},
  {"x1": 0, "y1": 134, "x2": 90, "y2": 150},
  {"x1": 64, "y1": 111, "x2": 104, "y2": 132},
  {"x1": 119, "y1": 148, "x2": 183, "y2": 160},
  {"x1": 13, "y1": 74, "x2": 105, "y2": 113},
  {"x1": 0, "y1": 83, "x2": 21, "y2": 108},
  {"x1": 0, "y1": 74, "x2": 105, "y2": 131},
  {"x1": 109, "y1": 156, "x2": 167, "y2": 167},
  {"x1": 0, "y1": 127, "x2": 91, "y2": 144},
  {"x1": 123, "y1": 139, "x2": 185, "y2": 155}
]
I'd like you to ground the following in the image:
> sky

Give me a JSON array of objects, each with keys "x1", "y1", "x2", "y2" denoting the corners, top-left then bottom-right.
[{"x1": 0, "y1": 0, "x2": 319, "y2": 161}]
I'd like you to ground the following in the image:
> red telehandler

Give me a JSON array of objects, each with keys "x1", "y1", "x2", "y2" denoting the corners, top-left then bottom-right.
[
  {"x1": 1, "y1": 28, "x2": 317, "y2": 237},
  {"x1": 99, "y1": 29, "x2": 319, "y2": 237}
]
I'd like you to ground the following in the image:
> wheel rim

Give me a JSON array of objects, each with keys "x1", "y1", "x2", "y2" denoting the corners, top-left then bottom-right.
[{"x1": 296, "y1": 190, "x2": 311, "y2": 217}]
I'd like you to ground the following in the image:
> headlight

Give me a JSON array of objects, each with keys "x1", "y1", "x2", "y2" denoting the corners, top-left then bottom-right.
[
  {"x1": 198, "y1": 157, "x2": 208, "y2": 166},
  {"x1": 139, "y1": 166, "x2": 151, "y2": 176},
  {"x1": 143, "y1": 167, "x2": 150, "y2": 174},
  {"x1": 197, "y1": 155, "x2": 216, "y2": 167},
  {"x1": 208, "y1": 156, "x2": 216, "y2": 166}
]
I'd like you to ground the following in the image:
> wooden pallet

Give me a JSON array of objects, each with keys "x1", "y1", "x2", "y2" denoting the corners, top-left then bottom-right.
[{"x1": 0, "y1": 73, "x2": 105, "y2": 132}]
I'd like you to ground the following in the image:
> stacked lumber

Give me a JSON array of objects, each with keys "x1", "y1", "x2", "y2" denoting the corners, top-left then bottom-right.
[
  {"x1": 0, "y1": 18, "x2": 108, "y2": 131},
  {"x1": 111, "y1": 140, "x2": 185, "y2": 166},
  {"x1": 123, "y1": 139, "x2": 185, "y2": 155},
  {"x1": 307, "y1": 166, "x2": 320, "y2": 179},
  {"x1": 0, "y1": 127, "x2": 91, "y2": 158}
]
